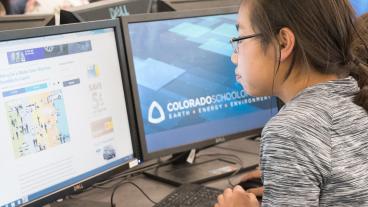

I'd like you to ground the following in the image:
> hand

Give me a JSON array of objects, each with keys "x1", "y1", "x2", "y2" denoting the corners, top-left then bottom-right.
[
  {"x1": 240, "y1": 169, "x2": 264, "y2": 197},
  {"x1": 0, "y1": 2, "x2": 5, "y2": 16},
  {"x1": 25, "y1": 0, "x2": 38, "y2": 13},
  {"x1": 214, "y1": 186, "x2": 260, "y2": 207}
]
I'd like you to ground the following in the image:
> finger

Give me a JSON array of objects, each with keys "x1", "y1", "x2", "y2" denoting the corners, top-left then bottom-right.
[
  {"x1": 248, "y1": 193, "x2": 257, "y2": 200},
  {"x1": 214, "y1": 203, "x2": 219, "y2": 207},
  {"x1": 247, "y1": 187, "x2": 264, "y2": 197},
  {"x1": 223, "y1": 188, "x2": 233, "y2": 199},
  {"x1": 246, "y1": 192, "x2": 260, "y2": 206},
  {"x1": 217, "y1": 194, "x2": 224, "y2": 205},
  {"x1": 240, "y1": 169, "x2": 262, "y2": 181},
  {"x1": 233, "y1": 185, "x2": 246, "y2": 192}
]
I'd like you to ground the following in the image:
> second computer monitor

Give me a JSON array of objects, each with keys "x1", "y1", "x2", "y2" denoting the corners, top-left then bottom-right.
[
  {"x1": 0, "y1": 19, "x2": 137, "y2": 207},
  {"x1": 0, "y1": 14, "x2": 55, "y2": 31},
  {"x1": 121, "y1": 7, "x2": 278, "y2": 161},
  {"x1": 60, "y1": 0, "x2": 153, "y2": 24}
]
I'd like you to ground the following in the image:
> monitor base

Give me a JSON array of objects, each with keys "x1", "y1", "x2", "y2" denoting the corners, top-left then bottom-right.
[{"x1": 144, "y1": 158, "x2": 257, "y2": 186}]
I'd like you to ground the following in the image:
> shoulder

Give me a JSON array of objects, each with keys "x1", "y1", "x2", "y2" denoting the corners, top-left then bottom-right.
[
  {"x1": 264, "y1": 92, "x2": 333, "y2": 138},
  {"x1": 261, "y1": 93, "x2": 333, "y2": 156}
]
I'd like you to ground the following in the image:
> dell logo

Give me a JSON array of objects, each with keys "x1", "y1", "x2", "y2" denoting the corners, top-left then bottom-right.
[
  {"x1": 148, "y1": 101, "x2": 165, "y2": 124},
  {"x1": 215, "y1": 137, "x2": 226, "y2": 143},
  {"x1": 109, "y1": 5, "x2": 130, "y2": 19}
]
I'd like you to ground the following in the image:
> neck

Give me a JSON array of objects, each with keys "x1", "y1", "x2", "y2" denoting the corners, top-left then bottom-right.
[{"x1": 276, "y1": 69, "x2": 340, "y2": 103}]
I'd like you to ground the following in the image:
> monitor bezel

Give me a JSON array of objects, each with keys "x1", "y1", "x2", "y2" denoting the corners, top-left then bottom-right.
[
  {"x1": 0, "y1": 19, "x2": 139, "y2": 207},
  {"x1": 0, "y1": 14, "x2": 55, "y2": 31},
  {"x1": 121, "y1": 7, "x2": 276, "y2": 161},
  {"x1": 60, "y1": 0, "x2": 153, "y2": 24}
]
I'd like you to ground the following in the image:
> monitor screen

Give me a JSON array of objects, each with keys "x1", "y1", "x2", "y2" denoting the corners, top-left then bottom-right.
[
  {"x1": 351, "y1": 0, "x2": 368, "y2": 15},
  {"x1": 0, "y1": 21, "x2": 136, "y2": 207},
  {"x1": 123, "y1": 9, "x2": 278, "y2": 160}
]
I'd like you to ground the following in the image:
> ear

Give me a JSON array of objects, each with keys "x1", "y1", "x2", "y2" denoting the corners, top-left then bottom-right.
[{"x1": 277, "y1": 27, "x2": 295, "y2": 62}]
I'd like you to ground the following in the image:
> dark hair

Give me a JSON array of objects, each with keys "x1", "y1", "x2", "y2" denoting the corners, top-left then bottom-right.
[
  {"x1": 352, "y1": 13, "x2": 368, "y2": 63},
  {"x1": 242, "y1": 0, "x2": 368, "y2": 112}
]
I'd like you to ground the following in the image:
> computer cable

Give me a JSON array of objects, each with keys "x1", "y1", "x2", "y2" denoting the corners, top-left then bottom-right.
[
  {"x1": 70, "y1": 155, "x2": 191, "y2": 198},
  {"x1": 66, "y1": 161, "x2": 162, "y2": 200},
  {"x1": 110, "y1": 181, "x2": 157, "y2": 207}
]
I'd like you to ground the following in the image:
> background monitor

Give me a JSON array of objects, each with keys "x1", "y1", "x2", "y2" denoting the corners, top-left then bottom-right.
[
  {"x1": 0, "y1": 19, "x2": 138, "y2": 207},
  {"x1": 0, "y1": 14, "x2": 55, "y2": 31},
  {"x1": 161, "y1": 0, "x2": 241, "y2": 11},
  {"x1": 154, "y1": 0, "x2": 176, "y2": 12},
  {"x1": 351, "y1": 0, "x2": 368, "y2": 15},
  {"x1": 60, "y1": 0, "x2": 153, "y2": 24},
  {"x1": 121, "y1": 8, "x2": 278, "y2": 184}
]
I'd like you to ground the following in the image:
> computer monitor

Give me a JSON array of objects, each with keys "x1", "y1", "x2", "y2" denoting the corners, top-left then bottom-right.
[
  {"x1": 0, "y1": 19, "x2": 138, "y2": 207},
  {"x1": 60, "y1": 0, "x2": 153, "y2": 24},
  {"x1": 0, "y1": 14, "x2": 55, "y2": 31},
  {"x1": 161, "y1": 0, "x2": 241, "y2": 11},
  {"x1": 351, "y1": 0, "x2": 368, "y2": 15},
  {"x1": 152, "y1": 0, "x2": 176, "y2": 13},
  {"x1": 121, "y1": 7, "x2": 278, "y2": 185}
]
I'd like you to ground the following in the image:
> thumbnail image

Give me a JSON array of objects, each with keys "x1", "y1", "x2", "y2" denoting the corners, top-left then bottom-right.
[
  {"x1": 87, "y1": 64, "x2": 101, "y2": 78},
  {"x1": 90, "y1": 117, "x2": 114, "y2": 138},
  {"x1": 6, "y1": 90, "x2": 70, "y2": 159},
  {"x1": 102, "y1": 145, "x2": 116, "y2": 160}
]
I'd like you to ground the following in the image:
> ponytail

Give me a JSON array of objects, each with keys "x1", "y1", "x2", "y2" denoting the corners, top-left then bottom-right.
[
  {"x1": 350, "y1": 11, "x2": 368, "y2": 112},
  {"x1": 350, "y1": 61, "x2": 368, "y2": 112}
]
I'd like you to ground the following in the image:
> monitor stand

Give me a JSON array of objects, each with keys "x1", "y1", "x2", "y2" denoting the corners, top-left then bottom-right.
[
  {"x1": 49, "y1": 200, "x2": 109, "y2": 207},
  {"x1": 144, "y1": 150, "x2": 257, "y2": 186}
]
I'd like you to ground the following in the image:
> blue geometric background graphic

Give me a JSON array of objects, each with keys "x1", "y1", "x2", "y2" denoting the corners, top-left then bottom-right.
[{"x1": 128, "y1": 14, "x2": 278, "y2": 153}]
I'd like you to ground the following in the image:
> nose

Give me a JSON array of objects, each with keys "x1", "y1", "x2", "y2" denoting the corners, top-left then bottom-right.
[{"x1": 231, "y1": 53, "x2": 238, "y2": 65}]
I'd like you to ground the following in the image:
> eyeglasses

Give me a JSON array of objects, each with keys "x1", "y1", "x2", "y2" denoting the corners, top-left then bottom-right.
[{"x1": 230, "y1": 33, "x2": 262, "y2": 54}]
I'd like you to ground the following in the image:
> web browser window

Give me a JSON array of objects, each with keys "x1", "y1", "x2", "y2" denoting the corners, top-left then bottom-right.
[{"x1": 0, "y1": 28, "x2": 134, "y2": 207}]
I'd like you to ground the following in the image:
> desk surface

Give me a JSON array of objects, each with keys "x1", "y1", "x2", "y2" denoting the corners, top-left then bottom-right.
[{"x1": 48, "y1": 138, "x2": 260, "y2": 207}]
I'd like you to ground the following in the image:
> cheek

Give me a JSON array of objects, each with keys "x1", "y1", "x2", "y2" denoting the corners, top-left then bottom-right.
[
  {"x1": 237, "y1": 51, "x2": 275, "y2": 95},
  {"x1": 238, "y1": 52, "x2": 261, "y2": 81}
]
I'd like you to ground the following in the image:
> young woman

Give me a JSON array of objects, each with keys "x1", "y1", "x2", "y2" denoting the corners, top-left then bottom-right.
[{"x1": 215, "y1": 0, "x2": 368, "y2": 206}]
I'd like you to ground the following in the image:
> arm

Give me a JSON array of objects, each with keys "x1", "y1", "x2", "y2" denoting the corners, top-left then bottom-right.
[{"x1": 260, "y1": 123, "x2": 331, "y2": 207}]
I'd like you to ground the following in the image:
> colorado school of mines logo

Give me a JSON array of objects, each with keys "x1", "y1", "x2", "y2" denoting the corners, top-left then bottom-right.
[{"x1": 148, "y1": 101, "x2": 165, "y2": 124}]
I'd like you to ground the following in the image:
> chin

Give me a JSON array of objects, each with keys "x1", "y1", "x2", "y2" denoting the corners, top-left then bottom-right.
[
  {"x1": 240, "y1": 81, "x2": 268, "y2": 97},
  {"x1": 244, "y1": 87, "x2": 267, "y2": 97},
  {"x1": 246, "y1": 90, "x2": 259, "y2": 97}
]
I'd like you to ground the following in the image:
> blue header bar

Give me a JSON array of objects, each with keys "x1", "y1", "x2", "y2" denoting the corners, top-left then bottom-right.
[
  {"x1": 7, "y1": 41, "x2": 92, "y2": 65},
  {"x1": 3, "y1": 83, "x2": 48, "y2": 97}
]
